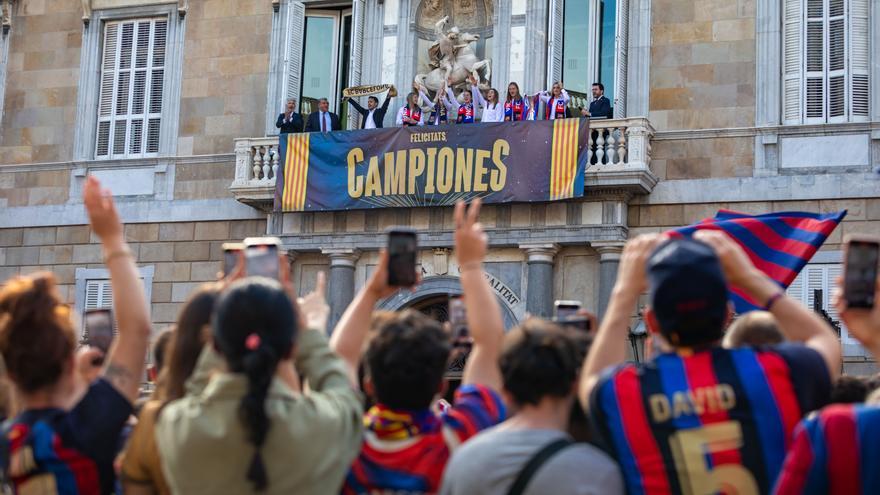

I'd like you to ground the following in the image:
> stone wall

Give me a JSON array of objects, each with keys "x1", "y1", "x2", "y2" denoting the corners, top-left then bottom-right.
[
  {"x1": 0, "y1": 219, "x2": 266, "y2": 329},
  {"x1": 179, "y1": 0, "x2": 272, "y2": 156},
  {"x1": 0, "y1": 0, "x2": 83, "y2": 165}
]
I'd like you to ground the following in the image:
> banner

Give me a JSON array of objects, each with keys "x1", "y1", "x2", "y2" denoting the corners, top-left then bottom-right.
[
  {"x1": 275, "y1": 118, "x2": 589, "y2": 212},
  {"x1": 343, "y1": 84, "x2": 398, "y2": 98}
]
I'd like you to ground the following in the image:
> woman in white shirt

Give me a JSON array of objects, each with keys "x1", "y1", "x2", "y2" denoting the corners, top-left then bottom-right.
[
  {"x1": 471, "y1": 76, "x2": 503, "y2": 123},
  {"x1": 539, "y1": 81, "x2": 570, "y2": 120},
  {"x1": 395, "y1": 91, "x2": 426, "y2": 127}
]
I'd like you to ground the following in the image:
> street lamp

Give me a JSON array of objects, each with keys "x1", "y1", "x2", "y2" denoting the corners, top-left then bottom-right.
[{"x1": 629, "y1": 319, "x2": 648, "y2": 363}]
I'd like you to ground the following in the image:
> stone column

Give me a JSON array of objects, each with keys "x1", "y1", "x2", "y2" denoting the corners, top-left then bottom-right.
[
  {"x1": 323, "y1": 248, "x2": 361, "y2": 333},
  {"x1": 520, "y1": 244, "x2": 558, "y2": 318},
  {"x1": 593, "y1": 242, "x2": 624, "y2": 320}
]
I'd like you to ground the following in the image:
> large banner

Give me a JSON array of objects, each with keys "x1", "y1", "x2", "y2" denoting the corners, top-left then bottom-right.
[{"x1": 274, "y1": 118, "x2": 589, "y2": 212}]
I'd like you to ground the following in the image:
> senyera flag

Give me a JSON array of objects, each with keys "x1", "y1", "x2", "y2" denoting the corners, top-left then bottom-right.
[{"x1": 674, "y1": 210, "x2": 847, "y2": 313}]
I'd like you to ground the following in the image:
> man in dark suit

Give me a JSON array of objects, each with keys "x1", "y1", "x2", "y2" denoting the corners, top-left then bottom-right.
[
  {"x1": 275, "y1": 98, "x2": 304, "y2": 134},
  {"x1": 346, "y1": 93, "x2": 392, "y2": 129},
  {"x1": 304, "y1": 98, "x2": 342, "y2": 133},
  {"x1": 586, "y1": 82, "x2": 612, "y2": 119}
]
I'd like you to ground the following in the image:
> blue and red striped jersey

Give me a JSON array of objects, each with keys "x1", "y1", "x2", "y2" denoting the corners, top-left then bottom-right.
[
  {"x1": 3, "y1": 379, "x2": 132, "y2": 495},
  {"x1": 675, "y1": 210, "x2": 846, "y2": 313},
  {"x1": 342, "y1": 384, "x2": 505, "y2": 495},
  {"x1": 775, "y1": 404, "x2": 880, "y2": 495},
  {"x1": 590, "y1": 345, "x2": 831, "y2": 495}
]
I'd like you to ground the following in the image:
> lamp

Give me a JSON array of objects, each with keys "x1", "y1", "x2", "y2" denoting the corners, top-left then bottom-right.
[{"x1": 628, "y1": 319, "x2": 648, "y2": 363}]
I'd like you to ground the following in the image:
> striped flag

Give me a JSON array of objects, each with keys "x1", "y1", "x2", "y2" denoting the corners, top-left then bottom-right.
[{"x1": 675, "y1": 210, "x2": 847, "y2": 313}]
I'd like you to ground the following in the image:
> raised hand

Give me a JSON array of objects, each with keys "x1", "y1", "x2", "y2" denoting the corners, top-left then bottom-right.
[
  {"x1": 366, "y1": 250, "x2": 412, "y2": 299},
  {"x1": 298, "y1": 272, "x2": 330, "y2": 333},
  {"x1": 694, "y1": 230, "x2": 759, "y2": 287},
  {"x1": 83, "y1": 176, "x2": 122, "y2": 243},
  {"x1": 614, "y1": 234, "x2": 664, "y2": 297},
  {"x1": 454, "y1": 199, "x2": 487, "y2": 269}
]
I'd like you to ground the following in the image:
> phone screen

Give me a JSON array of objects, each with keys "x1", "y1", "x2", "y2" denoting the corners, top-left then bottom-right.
[
  {"x1": 85, "y1": 309, "x2": 114, "y2": 353},
  {"x1": 845, "y1": 240, "x2": 880, "y2": 308},
  {"x1": 388, "y1": 230, "x2": 417, "y2": 287},
  {"x1": 246, "y1": 245, "x2": 280, "y2": 280},
  {"x1": 449, "y1": 296, "x2": 468, "y2": 341},
  {"x1": 223, "y1": 244, "x2": 243, "y2": 276}
]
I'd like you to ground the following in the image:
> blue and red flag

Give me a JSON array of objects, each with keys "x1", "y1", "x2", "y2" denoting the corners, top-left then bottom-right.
[{"x1": 674, "y1": 210, "x2": 846, "y2": 313}]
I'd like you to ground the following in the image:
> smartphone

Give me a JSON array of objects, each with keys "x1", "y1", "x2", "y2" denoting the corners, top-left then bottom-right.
[
  {"x1": 222, "y1": 243, "x2": 244, "y2": 277},
  {"x1": 844, "y1": 236, "x2": 880, "y2": 309},
  {"x1": 449, "y1": 295, "x2": 468, "y2": 341},
  {"x1": 84, "y1": 309, "x2": 114, "y2": 354},
  {"x1": 244, "y1": 237, "x2": 282, "y2": 280},
  {"x1": 553, "y1": 300, "x2": 591, "y2": 332},
  {"x1": 387, "y1": 228, "x2": 417, "y2": 287}
]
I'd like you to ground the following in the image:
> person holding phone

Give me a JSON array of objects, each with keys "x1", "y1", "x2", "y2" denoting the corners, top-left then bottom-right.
[
  {"x1": 0, "y1": 176, "x2": 152, "y2": 494},
  {"x1": 332, "y1": 199, "x2": 506, "y2": 494},
  {"x1": 776, "y1": 236, "x2": 880, "y2": 495}
]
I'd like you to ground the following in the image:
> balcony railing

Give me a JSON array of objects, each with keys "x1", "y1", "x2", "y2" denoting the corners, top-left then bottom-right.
[{"x1": 230, "y1": 117, "x2": 657, "y2": 205}]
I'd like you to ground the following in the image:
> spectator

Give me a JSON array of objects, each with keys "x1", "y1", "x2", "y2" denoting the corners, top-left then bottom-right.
[
  {"x1": 275, "y1": 98, "x2": 304, "y2": 134},
  {"x1": 333, "y1": 199, "x2": 506, "y2": 494},
  {"x1": 120, "y1": 284, "x2": 220, "y2": 495},
  {"x1": 830, "y1": 375, "x2": 869, "y2": 404},
  {"x1": 723, "y1": 311, "x2": 785, "y2": 348},
  {"x1": 156, "y1": 274, "x2": 363, "y2": 494},
  {"x1": 582, "y1": 232, "x2": 840, "y2": 494},
  {"x1": 147, "y1": 327, "x2": 173, "y2": 383},
  {"x1": 441, "y1": 319, "x2": 623, "y2": 495},
  {"x1": 0, "y1": 176, "x2": 151, "y2": 494},
  {"x1": 346, "y1": 92, "x2": 392, "y2": 129},
  {"x1": 304, "y1": 98, "x2": 341, "y2": 132},
  {"x1": 776, "y1": 273, "x2": 880, "y2": 494}
]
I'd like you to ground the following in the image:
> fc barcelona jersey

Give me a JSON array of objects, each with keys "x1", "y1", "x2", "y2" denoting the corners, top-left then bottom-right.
[{"x1": 590, "y1": 345, "x2": 830, "y2": 495}]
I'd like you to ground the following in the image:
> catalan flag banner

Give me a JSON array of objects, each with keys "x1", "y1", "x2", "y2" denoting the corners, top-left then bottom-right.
[
  {"x1": 674, "y1": 209, "x2": 847, "y2": 313},
  {"x1": 274, "y1": 118, "x2": 589, "y2": 212}
]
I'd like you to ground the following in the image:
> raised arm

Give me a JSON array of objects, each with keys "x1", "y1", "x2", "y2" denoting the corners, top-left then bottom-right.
[
  {"x1": 538, "y1": 90, "x2": 551, "y2": 104},
  {"x1": 348, "y1": 98, "x2": 366, "y2": 114},
  {"x1": 579, "y1": 234, "x2": 662, "y2": 409},
  {"x1": 471, "y1": 85, "x2": 487, "y2": 109},
  {"x1": 455, "y1": 199, "x2": 504, "y2": 391},
  {"x1": 329, "y1": 252, "x2": 403, "y2": 386},
  {"x1": 83, "y1": 176, "x2": 151, "y2": 403},
  {"x1": 560, "y1": 88, "x2": 570, "y2": 104},
  {"x1": 418, "y1": 88, "x2": 434, "y2": 109},
  {"x1": 695, "y1": 230, "x2": 841, "y2": 379}
]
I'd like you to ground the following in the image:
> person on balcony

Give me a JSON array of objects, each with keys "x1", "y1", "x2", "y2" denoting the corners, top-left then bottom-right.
[
  {"x1": 447, "y1": 79, "x2": 478, "y2": 124},
  {"x1": 275, "y1": 98, "x2": 304, "y2": 134},
  {"x1": 582, "y1": 82, "x2": 612, "y2": 120},
  {"x1": 419, "y1": 82, "x2": 456, "y2": 126},
  {"x1": 396, "y1": 91, "x2": 426, "y2": 127},
  {"x1": 504, "y1": 82, "x2": 530, "y2": 122},
  {"x1": 470, "y1": 76, "x2": 503, "y2": 123},
  {"x1": 346, "y1": 92, "x2": 392, "y2": 130},
  {"x1": 304, "y1": 98, "x2": 341, "y2": 133},
  {"x1": 539, "y1": 81, "x2": 570, "y2": 120}
]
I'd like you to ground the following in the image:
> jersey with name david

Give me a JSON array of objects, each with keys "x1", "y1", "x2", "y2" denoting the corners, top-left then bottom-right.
[{"x1": 590, "y1": 344, "x2": 830, "y2": 495}]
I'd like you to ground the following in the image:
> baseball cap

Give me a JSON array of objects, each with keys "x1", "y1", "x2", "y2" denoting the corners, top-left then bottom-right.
[{"x1": 647, "y1": 237, "x2": 729, "y2": 347}]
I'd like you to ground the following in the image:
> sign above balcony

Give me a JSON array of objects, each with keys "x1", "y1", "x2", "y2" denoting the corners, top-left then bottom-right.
[{"x1": 274, "y1": 119, "x2": 589, "y2": 212}]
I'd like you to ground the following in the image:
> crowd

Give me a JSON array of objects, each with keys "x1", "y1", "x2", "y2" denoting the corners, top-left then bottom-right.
[
  {"x1": 275, "y1": 80, "x2": 613, "y2": 133},
  {"x1": 0, "y1": 177, "x2": 878, "y2": 495}
]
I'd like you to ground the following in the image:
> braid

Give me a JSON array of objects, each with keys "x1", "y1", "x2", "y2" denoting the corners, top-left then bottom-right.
[{"x1": 238, "y1": 344, "x2": 278, "y2": 491}]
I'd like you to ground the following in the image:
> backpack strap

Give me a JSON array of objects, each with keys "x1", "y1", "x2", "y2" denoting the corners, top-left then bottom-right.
[{"x1": 505, "y1": 438, "x2": 574, "y2": 495}]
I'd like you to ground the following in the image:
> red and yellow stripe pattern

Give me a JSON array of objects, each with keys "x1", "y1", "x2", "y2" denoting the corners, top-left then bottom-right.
[
  {"x1": 281, "y1": 133, "x2": 311, "y2": 211},
  {"x1": 549, "y1": 118, "x2": 580, "y2": 201}
]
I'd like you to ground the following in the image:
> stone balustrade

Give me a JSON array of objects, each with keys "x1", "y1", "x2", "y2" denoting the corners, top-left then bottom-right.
[{"x1": 230, "y1": 117, "x2": 657, "y2": 205}]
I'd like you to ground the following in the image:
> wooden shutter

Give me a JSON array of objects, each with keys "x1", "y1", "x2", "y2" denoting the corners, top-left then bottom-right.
[
  {"x1": 284, "y1": 2, "x2": 306, "y2": 103},
  {"x1": 96, "y1": 18, "x2": 166, "y2": 159},
  {"x1": 804, "y1": 0, "x2": 826, "y2": 122},
  {"x1": 827, "y1": 0, "x2": 846, "y2": 121},
  {"x1": 783, "y1": 0, "x2": 803, "y2": 123},
  {"x1": 849, "y1": 0, "x2": 869, "y2": 119},
  {"x1": 547, "y1": 0, "x2": 564, "y2": 85},
  {"x1": 613, "y1": 0, "x2": 629, "y2": 117}
]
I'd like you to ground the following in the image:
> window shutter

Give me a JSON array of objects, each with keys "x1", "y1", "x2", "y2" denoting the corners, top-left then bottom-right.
[
  {"x1": 849, "y1": 0, "x2": 869, "y2": 119},
  {"x1": 284, "y1": 3, "x2": 306, "y2": 104},
  {"x1": 786, "y1": 269, "x2": 806, "y2": 303},
  {"x1": 783, "y1": 0, "x2": 803, "y2": 123},
  {"x1": 613, "y1": 0, "x2": 629, "y2": 117},
  {"x1": 804, "y1": 0, "x2": 826, "y2": 122},
  {"x1": 83, "y1": 279, "x2": 115, "y2": 342},
  {"x1": 96, "y1": 18, "x2": 166, "y2": 160},
  {"x1": 547, "y1": 0, "x2": 564, "y2": 85}
]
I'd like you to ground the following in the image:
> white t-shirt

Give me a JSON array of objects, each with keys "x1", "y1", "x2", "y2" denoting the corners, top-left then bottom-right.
[{"x1": 364, "y1": 109, "x2": 377, "y2": 129}]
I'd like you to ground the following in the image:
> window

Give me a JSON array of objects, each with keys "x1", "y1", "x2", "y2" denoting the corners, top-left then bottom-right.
[
  {"x1": 75, "y1": 267, "x2": 154, "y2": 342},
  {"x1": 783, "y1": 0, "x2": 870, "y2": 124},
  {"x1": 786, "y1": 262, "x2": 868, "y2": 356},
  {"x1": 82, "y1": 279, "x2": 115, "y2": 342},
  {"x1": 562, "y1": 0, "x2": 618, "y2": 106},
  {"x1": 96, "y1": 18, "x2": 167, "y2": 159}
]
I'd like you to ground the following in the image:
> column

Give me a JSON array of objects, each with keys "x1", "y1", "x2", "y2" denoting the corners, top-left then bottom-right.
[
  {"x1": 593, "y1": 242, "x2": 624, "y2": 320},
  {"x1": 323, "y1": 248, "x2": 361, "y2": 333},
  {"x1": 520, "y1": 244, "x2": 558, "y2": 318}
]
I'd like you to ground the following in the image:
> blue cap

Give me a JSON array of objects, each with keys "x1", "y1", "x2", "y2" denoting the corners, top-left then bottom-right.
[{"x1": 647, "y1": 237, "x2": 729, "y2": 346}]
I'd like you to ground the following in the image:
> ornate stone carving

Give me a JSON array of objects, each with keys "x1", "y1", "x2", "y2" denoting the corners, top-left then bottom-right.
[
  {"x1": 81, "y1": 0, "x2": 91, "y2": 25},
  {"x1": 414, "y1": 16, "x2": 490, "y2": 93}
]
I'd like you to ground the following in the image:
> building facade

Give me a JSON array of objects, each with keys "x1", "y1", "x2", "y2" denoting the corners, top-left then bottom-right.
[{"x1": 0, "y1": 0, "x2": 877, "y2": 372}]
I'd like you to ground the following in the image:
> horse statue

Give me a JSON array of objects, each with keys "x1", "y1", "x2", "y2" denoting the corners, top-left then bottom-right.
[{"x1": 414, "y1": 17, "x2": 491, "y2": 96}]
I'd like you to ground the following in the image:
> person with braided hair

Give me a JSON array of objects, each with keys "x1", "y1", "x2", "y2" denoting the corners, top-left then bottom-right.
[{"x1": 155, "y1": 273, "x2": 363, "y2": 494}]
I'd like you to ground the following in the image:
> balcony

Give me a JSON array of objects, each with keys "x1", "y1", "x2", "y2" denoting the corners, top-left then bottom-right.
[{"x1": 230, "y1": 117, "x2": 657, "y2": 207}]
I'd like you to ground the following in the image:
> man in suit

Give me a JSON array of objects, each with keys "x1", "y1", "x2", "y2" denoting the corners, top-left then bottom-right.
[
  {"x1": 346, "y1": 93, "x2": 391, "y2": 129},
  {"x1": 275, "y1": 98, "x2": 304, "y2": 134},
  {"x1": 304, "y1": 98, "x2": 342, "y2": 132},
  {"x1": 583, "y1": 82, "x2": 612, "y2": 119}
]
